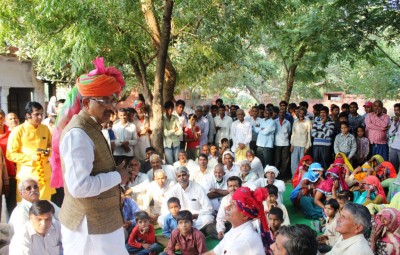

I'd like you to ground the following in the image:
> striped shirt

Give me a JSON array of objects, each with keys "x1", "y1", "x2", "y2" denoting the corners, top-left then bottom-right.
[{"x1": 311, "y1": 119, "x2": 335, "y2": 146}]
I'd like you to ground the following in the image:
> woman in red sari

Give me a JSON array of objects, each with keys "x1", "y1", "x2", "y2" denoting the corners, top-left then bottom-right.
[{"x1": 292, "y1": 155, "x2": 313, "y2": 188}]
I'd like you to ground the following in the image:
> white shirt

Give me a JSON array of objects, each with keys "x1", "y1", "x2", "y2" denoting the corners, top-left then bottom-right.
[
  {"x1": 205, "y1": 175, "x2": 228, "y2": 212},
  {"x1": 112, "y1": 121, "x2": 138, "y2": 157},
  {"x1": 9, "y1": 199, "x2": 60, "y2": 236},
  {"x1": 147, "y1": 165, "x2": 177, "y2": 181},
  {"x1": 274, "y1": 118, "x2": 291, "y2": 146},
  {"x1": 216, "y1": 194, "x2": 232, "y2": 233},
  {"x1": 231, "y1": 120, "x2": 252, "y2": 151},
  {"x1": 224, "y1": 165, "x2": 240, "y2": 178},
  {"x1": 213, "y1": 221, "x2": 265, "y2": 255},
  {"x1": 245, "y1": 116, "x2": 261, "y2": 142},
  {"x1": 246, "y1": 178, "x2": 286, "y2": 204},
  {"x1": 162, "y1": 181, "x2": 213, "y2": 216},
  {"x1": 60, "y1": 128, "x2": 121, "y2": 199},
  {"x1": 128, "y1": 173, "x2": 150, "y2": 209},
  {"x1": 144, "y1": 179, "x2": 176, "y2": 214},
  {"x1": 173, "y1": 111, "x2": 187, "y2": 142},
  {"x1": 326, "y1": 233, "x2": 374, "y2": 255},
  {"x1": 214, "y1": 115, "x2": 233, "y2": 145},
  {"x1": 189, "y1": 165, "x2": 214, "y2": 188},
  {"x1": 250, "y1": 157, "x2": 264, "y2": 177},
  {"x1": 173, "y1": 159, "x2": 197, "y2": 174},
  {"x1": 9, "y1": 220, "x2": 62, "y2": 255}
]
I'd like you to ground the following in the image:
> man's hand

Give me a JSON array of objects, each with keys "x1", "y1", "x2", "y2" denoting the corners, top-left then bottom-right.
[
  {"x1": 290, "y1": 146, "x2": 294, "y2": 153},
  {"x1": 117, "y1": 161, "x2": 130, "y2": 184},
  {"x1": 142, "y1": 243, "x2": 150, "y2": 249},
  {"x1": 218, "y1": 231, "x2": 224, "y2": 239},
  {"x1": 238, "y1": 143, "x2": 245, "y2": 150},
  {"x1": 3, "y1": 184, "x2": 9, "y2": 196},
  {"x1": 123, "y1": 221, "x2": 132, "y2": 229}
]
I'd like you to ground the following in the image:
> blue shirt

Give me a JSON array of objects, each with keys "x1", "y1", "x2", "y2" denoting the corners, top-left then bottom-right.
[
  {"x1": 163, "y1": 213, "x2": 178, "y2": 238},
  {"x1": 122, "y1": 198, "x2": 140, "y2": 225},
  {"x1": 254, "y1": 118, "x2": 276, "y2": 148}
]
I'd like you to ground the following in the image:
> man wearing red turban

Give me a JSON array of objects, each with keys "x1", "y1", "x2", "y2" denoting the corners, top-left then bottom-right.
[
  {"x1": 204, "y1": 186, "x2": 273, "y2": 255},
  {"x1": 57, "y1": 58, "x2": 131, "y2": 255}
]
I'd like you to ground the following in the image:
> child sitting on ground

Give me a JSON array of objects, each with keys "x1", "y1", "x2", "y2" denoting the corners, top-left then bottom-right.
[
  {"x1": 317, "y1": 199, "x2": 341, "y2": 253},
  {"x1": 161, "y1": 210, "x2": 207, "y2": 255},
  {"x1": 157, "y1": 197, "x2": 181, "y2": 247},
  {"x1": 263, "y1": 184, "x2": 290, "y2": 225},
  {"x1": 126, "y1": 211, "x2": 160, "y2": 255},
  {"x1": 268, "y1": 207, "x2": 284, "y2": 241}
]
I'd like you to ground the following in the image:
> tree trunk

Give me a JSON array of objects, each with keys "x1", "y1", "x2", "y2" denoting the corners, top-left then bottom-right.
[
  {"x1": 283, "y1": 65, "x2": 297, "y2": 102},
  {"x1": 149, "y1": 0, "x2": 174, "y2": 156},
  {"x1": 245, "y1": 84, "x2": 263, "y2": 103}
]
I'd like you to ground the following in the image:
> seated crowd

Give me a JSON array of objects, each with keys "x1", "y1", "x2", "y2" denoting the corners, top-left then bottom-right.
[{"x1": 1, "y1": 97, "x2": 400, "y2": 255}]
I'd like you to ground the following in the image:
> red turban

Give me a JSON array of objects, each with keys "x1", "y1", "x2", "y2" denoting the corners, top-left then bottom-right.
[{"x1": 76, "y1": 57, "x2": 125, "y2": 97}]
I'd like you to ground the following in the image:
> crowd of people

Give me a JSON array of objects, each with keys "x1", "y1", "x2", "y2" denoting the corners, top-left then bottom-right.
[{"x1": 0, "y1": 57, "x2": 399, "y2": 255}]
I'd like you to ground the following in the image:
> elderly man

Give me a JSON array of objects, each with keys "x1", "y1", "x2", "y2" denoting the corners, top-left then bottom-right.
[
  {"x1": 160, "y1": 166, "x2": 213, "y2": 230},
  {"x1": 9, "y1": 200, "x2": 62, "y2": 255},
  {"x1": 222, "y1": 151, "x2": 240, "y2": 178},
  {"x1": 246, "y1": 165, "x2": 285, "y2": 204},
  {"x1": 173, "y1": 150, "x2": 197, "y2": 173},
  {"x1": 327, "y1": 203, "x2": 373, "y2": 255},
  {"x1": 9, "y1": 178, "x2": 60, "y2": 235},
  {"x1": 231, "y1": 109, "x2": 252, "y2": 162},
  {"x1": 56, "y1": 58, "x2": 131, "y2": 255},
  {"x1": 124, "y1": 159, "x2": 150, "y2": 209},
  {"x1": 143, "y1": 169, "x2": 176, "y2": 221},
  {"x1": 365, "y1": 100, "x2": 390, "y2": 161},
  {"x1": 205, "y1": 164, "x2": 229, "y2": 212},
  {"x1": 146, "y1": 154, "x2": 177, "y2": 181},
  {"x1": 204, "y1": 187, "x2": 268, "y2": 255},
  {"x1": 271, "y1": 224, "x2": 318, "y2": 255},
  {"x1": 7, "y1": 102, "x2": 54, "y2": 201},
  {"x1": 5, "y1": 112, "x2": 19, "y2": 130}
]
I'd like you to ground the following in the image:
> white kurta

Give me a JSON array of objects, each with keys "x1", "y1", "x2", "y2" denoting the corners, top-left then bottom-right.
[
  {"x1": 326, "y1": 234, "x2": 374, "y2": 255},
  {"x1": 231, "y1": 120, "x2": 252, "y2": 151},
  {"x1": 224, "y1": 165, "x2": 240, "y2": 178},
  {"x1": 246, "y1": 178, "x2": 286, "y2": 204},
  {"x1": 216, "y1": 193, "x2": 232, "y2": 233},
  {"x1": 213, "y1": 221, "x2": 265, "y2": 255},
  {"x1": 60, "y1": 128, "x2": 127, "y2": 255},
  {"x1": 147, "y1": 165, "x2": 177, "y2": 181},
  {"x1": 250, "y1": 156, "x2": 264, "y2": 177},
  {"x1": 128, "y1": 173, "x2": 150, "y2": 209},
  {"x1": 112, "y1": 121, "x2": 138, "y2": 157},
  {"x1": 214, "y1": 115, "x2": 233, "y2": 145},
  {"x1": 160, "y1": 181, "x2": 214, "y2": 229},
  {"x1": 143, "y1": 179, "x2": 176, "y2": 215},
  {"x1": 205, "y1": 175, "x2": 228, "y2": 212}
]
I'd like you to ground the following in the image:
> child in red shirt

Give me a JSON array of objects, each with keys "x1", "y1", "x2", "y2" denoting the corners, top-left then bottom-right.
[{"x1": 126, "y1": 211, "x2": 160, "y2": 255}]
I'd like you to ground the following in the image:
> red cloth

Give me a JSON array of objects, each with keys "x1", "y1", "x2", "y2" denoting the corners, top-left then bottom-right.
[
  {"x1": 166, "y1": 228, "x2": 207, "y2": 255},
  {"x1": 127, "y1": 224, "x2": 156, "y2": 248},
  {"x1": 365, "y1": 175, "x2": 387, "y2": 203},
  {"x1": 292, "y1": 155, "x2": 313, "y2": 188},
  {"x1": 184, "y1": 126, "x2": 200, "y2": 149},
  {"x1": 0, "y1": 125, "x2": 15, "y2": 176}
]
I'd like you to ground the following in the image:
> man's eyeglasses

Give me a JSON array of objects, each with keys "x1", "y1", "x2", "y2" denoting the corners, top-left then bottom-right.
[
  {"x1": 90, "y1": 98, "x2": 117, "y2": 107},
  {"x1": 24, "y1": 185, "x2": 39, "y2": 191}
]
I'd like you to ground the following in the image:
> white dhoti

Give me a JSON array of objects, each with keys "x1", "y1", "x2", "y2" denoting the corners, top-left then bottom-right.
[{"x1": 61, "y1": 217, "x2": 128, "y2": 255}]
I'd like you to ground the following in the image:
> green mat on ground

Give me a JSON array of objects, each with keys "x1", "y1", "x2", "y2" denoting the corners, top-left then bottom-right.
[{"x1": 155, "y1": 183, "x2": 317, "y2": 251}]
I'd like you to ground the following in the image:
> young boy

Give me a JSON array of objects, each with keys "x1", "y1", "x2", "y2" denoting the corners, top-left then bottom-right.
[
  {"x1": 268, "y1": 207, "x2": 284, "y2": 241},
  {"x1": 157, "y1": 197, "x2": 181, "y2": 247},
  {"x1": 334, "y1": 121, "x2": 357, "y2": 161},
  {"x1": 210, "y1": 144, "x2": 219, "y2": 161},
  {"x1": 317, "y1": 199, "x2": 341, "y2": 253},
  {"x1": 126, "y1": 211, "x2": 160, "y2": 255},
  {"x1": 161, "y1": 210, "x2": 207, "y2": 255},
  {"x1": 120, "y1": 189, "x2": 140, "y2": 239},
  {"x1": 263, "y1": 184, "x2": 290, "y2": 225}
]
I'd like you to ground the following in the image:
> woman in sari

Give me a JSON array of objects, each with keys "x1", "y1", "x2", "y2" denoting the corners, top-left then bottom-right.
[
  {"x1": 370, "y1": 208, "x2": 400, "y2": 255},
  {"x1": 369, "y1": 154, "x2": 397, "y2": 181},
  {"x1": 334, "y1": 152, "x2": 354, "y2": 172},
  {"x1": 290, "y1": 162, "x2": 323, "y2": 206},
  {"x1": 292, "y1": 155, "x2": 313, "y2": 188},
  {"x1": 354, "y1": 175, "x2": 386, "y2": 206}
]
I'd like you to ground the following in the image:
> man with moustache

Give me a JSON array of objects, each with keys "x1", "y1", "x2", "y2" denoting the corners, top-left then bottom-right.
[
  {"x1": 55, "y1": 58, "x2": 131, "y2": 255},
  {"x1": 160, "y1": 166, "x2": 214, "y2": 230},
  {"x1": 9, "y1": 178, "x2": 59, "y2": 235}
]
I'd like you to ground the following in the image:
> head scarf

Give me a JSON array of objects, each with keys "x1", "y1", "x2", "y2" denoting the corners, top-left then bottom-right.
[
  {"x1": 292, "y1": 155, "x2": 313, "y2": 188},
  {"x1": 222, "y1": 150, "x2": 235, "y2": 160},
  {"x1": 372, "y1": 154, "x2": 385, "y2": 164},
  {"x1": 290, "y1": 163, "x2": 321, "y2": 203},
  {"x1": 50, "y1": 57, "x2": 126, "y2": 188},
  {"x1": 335, "y1": 152, "x2": 354, "y2": 172},
  {"x1": 264, "y1": 165, "x2": 279, "y2": 177},
  {"x1": 365, "y1": 175, "x2": 387, "y2": 203},
  {"x1": 316, "y1": 166, "x2": 348, "y2": 195},
  {"x1": 376, "y1": 208, "x2": 400, "y2": 255},
  {"x1": 133, "y1": 99, "x2": 144, "y2": 110},
  {"x1": 232, "y1": 187, "x2": 273, "y2": 254}
]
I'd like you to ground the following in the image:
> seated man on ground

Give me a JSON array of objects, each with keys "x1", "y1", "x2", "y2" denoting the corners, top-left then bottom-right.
[
  {"x1": 205, "y1": 164, "x2": 229, "y2": 213},
  {"x1": 146, "y1": 154, "x2": 177, "y2": 181},
  {"x1": 327, "y1": 203, "x2": 373, "y2": 255},
  {"x1": 125, "y1": 159, "x2": 150, "y2": 209},
  {"x1": 172, "y1": 150, "x2": 197, "y2": 173},
  {"x1": 9, "y1": 178, "x2": 60, "y2": 235},
  {"x1": 190, "y1": 153, "x2": 214, "y2": 187},
  {"x1": 159, "y1": 167, "x2": 214, "y2": 230},
  {"x1": 9, "y1": 200, "x2": 62, "y2": 255}
]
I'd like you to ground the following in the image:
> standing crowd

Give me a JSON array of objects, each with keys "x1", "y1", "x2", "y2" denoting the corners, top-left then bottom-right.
[{"x1": 0, "y1": 58, "x2": 399, "y2": 255}]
